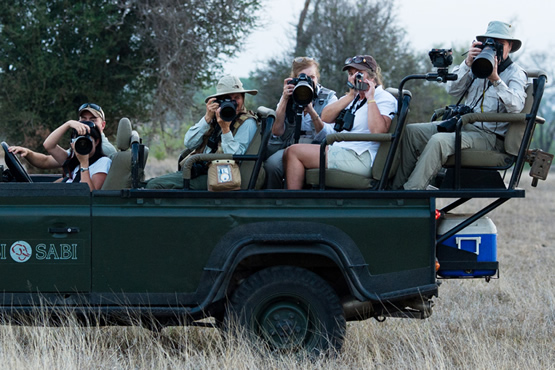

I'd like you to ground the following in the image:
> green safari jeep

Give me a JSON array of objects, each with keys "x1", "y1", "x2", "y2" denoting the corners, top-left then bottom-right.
[{"x1": 0, "y1": 69, "x2": 549, "y2": 355}]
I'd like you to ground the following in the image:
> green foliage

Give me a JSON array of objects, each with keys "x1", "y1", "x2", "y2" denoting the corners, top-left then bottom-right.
[
  {"x1": 0, "y1": 0, "x2": 151, "y2": 149},
  {"x1": 249, "y1": 0, "x2": 456, "y2": 124},
  {"x1": 0, "y1": 0, "x2": 262, "y2": 152}
]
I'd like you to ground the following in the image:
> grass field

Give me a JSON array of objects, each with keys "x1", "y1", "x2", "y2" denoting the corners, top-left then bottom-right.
[{"x1": 0, "y1": 153, "x2": 553, "y2": 368}]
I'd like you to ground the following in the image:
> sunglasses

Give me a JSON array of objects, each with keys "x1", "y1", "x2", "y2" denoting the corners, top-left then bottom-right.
[
  {"x1": 344, "y1": 56, "x2": 374, "y2": 71},
  {"x1": 293, "y1": 56, "x2": 316, "y2": 63},
  {"x1": 79, "y1": 103, "x2": 103, "y2": 112}
]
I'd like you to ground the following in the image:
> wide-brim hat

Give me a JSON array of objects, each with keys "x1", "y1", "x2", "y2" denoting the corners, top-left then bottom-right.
[
  {"x1": 342, "y1": 55, "x2": 378, "y2": 72},
  {"x1": 205, "y1": 75, "x2": 258, "y2": 102},
  {"x1": 476, "y1": 21, "x2": 522, "y2": 53}
]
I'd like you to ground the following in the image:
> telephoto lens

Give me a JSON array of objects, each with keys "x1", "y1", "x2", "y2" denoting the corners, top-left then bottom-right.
[
  {"x1": 73, "y1": 135, "x2": 94, "y2": 155},
  {"x1": 218, "y1": 99, "x2": 238, "y2": 121}
]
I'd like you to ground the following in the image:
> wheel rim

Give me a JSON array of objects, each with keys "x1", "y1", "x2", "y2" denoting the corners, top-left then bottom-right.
[{"x1": 256, "y1": 298, "x2": 312, "y2": 350}]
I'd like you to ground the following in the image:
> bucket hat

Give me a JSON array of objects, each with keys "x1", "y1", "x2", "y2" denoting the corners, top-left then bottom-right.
[
  {"x1": 205, "y1": 75, "x2": 258, "y2": 102},
  {"x1": 476, "y1": 21, "x2": 522, "y2": 53}
]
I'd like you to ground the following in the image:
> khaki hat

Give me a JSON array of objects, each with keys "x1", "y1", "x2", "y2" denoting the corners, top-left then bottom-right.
[
  {"x1": 476, "y1": 21, "x2": 522, "y2": 53},
  {"x1": 205, "y1": 75, "x2": 258, "y2": 102},
  {"x1": 78, "y1": 103, "x2": 105, "y2": 121},
  {"x1": 342, "y1": 55, "x2": 378, "y2": 72}
]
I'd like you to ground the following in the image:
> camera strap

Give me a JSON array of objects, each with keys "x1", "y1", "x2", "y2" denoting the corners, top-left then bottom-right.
[{"x1": 348, "y1": 95, "x2": 367, "y2": 114}]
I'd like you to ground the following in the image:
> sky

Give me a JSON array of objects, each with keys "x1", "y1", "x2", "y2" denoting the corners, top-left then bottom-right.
[{"x1": 222, "y1": 0, "x2": 554, "y2": 78}]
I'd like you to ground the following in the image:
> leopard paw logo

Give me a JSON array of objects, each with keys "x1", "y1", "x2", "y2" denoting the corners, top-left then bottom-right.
[{"x1": 10, "y1": 241, "x2": 32, "y2": 263}]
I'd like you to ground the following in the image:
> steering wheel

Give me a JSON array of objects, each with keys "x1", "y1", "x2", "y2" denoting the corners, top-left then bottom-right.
[{"x1": 1, "y1": 142, "x2": 32, "y2": 182}]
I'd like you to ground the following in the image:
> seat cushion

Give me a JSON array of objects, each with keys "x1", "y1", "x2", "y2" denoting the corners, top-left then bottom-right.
[
  {"x1": 305, "y1": 168, "x2": 372, "y2": 189},
  {"x1": 444, "y1": 150, "x2": 514, "y2": 167}
]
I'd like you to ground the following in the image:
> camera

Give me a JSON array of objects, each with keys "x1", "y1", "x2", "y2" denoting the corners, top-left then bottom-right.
[
  {"x1": 216, "y1": 97, "x2": 238, "y2": 122},
  {"x1": 288, "y1": 73, "x2": 315, "y2": 108},
  {"x1": 334, "y1": 109, "x2": 355, "y2": 132},
  {"x1": 437, "y1": 104, "x2": 473, "y2": 133},
  {"x1": 354, "y1": 72, "x2": 369, "y2": 91},
  {"x1": 471, "y1": 38, "x2": 504, "y2": 79},
  {"x1": 428, "y1": 48, "x2": 453, "y2": 69},
  {"x1": 71, "y1": 121, "x2": 96, "y2": 155}
]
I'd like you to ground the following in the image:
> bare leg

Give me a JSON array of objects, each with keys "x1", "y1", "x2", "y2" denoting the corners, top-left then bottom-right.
[{"x1": 284, "y1": 144, "x2": 325, "y2": 190}]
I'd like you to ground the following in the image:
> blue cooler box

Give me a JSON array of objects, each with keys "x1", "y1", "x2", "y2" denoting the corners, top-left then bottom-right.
[{"x1": 437, "y1": 215, "x2": 498, "y2": 277}]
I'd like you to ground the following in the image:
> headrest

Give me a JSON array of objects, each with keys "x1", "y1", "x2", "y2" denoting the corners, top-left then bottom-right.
[{"x1": 116, "y1": 118, "x2": 133, "y2": 151}]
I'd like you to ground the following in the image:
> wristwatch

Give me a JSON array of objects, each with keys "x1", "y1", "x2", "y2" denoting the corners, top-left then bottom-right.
[
  {"x1": 80, "y1": 167, "x2": 89, "y2": 172},
  {"x1": 492, "y1": 79, "x2": 502, "y2": 87}
]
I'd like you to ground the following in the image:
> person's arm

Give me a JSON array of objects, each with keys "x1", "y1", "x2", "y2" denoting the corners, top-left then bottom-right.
[
  {"x1": 76, "y1": 156, "x2": 110, "y2": 191},
  {"x1": 320, "y1": 91, "x2": 355, "y2": 123},
  {"x1": 272, "y1": 78, "x2": 294, "y2": 136},
  {"x1": 44, "y1": 120, "x2": 89, "y2": 165},
  {"x1": 220, "y1": 118, "x2": 258, "y2": 155},
  {"x1": 446, "y1": 41, "x2": 481, "y2": 97},
  {"x1": 8, "y1": 146, "x2": 61, "y2": 169},
  {"x1": 361, "y1": 81, "x2": 391, "y2": 134},
  {"x1": 494, "y1": 67, "x2": 527, "y2": 113},
  {"x1": 184, "y1": 99, "x2": 218, "y2": 149}
]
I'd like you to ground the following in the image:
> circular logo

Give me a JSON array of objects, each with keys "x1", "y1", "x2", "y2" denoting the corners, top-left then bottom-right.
[{"x1": 10, "y1": 241, "x2": 32, "y2": 263}]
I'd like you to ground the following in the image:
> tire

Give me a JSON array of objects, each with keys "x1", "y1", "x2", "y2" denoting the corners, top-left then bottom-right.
[{"x1": 224, "y1": 265, "x2": 346, "y2": 355}]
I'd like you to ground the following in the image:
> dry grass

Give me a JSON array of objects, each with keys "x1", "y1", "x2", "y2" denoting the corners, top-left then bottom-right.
[{"x1": 0, "y1": 153, "x2": 554, "y2": 367}]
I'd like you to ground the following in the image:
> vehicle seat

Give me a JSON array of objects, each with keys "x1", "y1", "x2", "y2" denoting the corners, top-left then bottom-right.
[
  {"x1": 101, "y1": 118, "x2": 149, "y2": 190},
  {"x1": 305, "y1": 87, "x2": 410, "y2": 189},
  {"x1": 440, "y1": 70, "x2": 547, "y2": 189},
  {"x1": 180, "y1": 106, "x2": 275, "y2": 190},
  {"x1": 443, "y1": 74, "x2": 538, "y2": 168}
]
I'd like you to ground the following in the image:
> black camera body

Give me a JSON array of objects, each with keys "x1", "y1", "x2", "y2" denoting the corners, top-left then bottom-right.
[
  {"x1": 71, "y1": 121, "x2": 96, "y2": 155},
  {"x1": 334, "y1": 109, "x2": 355, "y2": 132},
  {"x1": 472, "y1": 38, "x2": 504, "y2": 79},
  {"x1": 216, "y1": 97, "x2": 238, "y2": 122},
  {"x1": 354, "y1": 72, "x2": 369, "y2": 91},
  {"x1": 437, "y1": 104, "x2": 473, "y2": 133},
  {"x1": 288, "y1": 73, "x2": 315, "y2": 108},
  {"x1": 428, "y1": 48, "x2": 453, "y2": 69}
]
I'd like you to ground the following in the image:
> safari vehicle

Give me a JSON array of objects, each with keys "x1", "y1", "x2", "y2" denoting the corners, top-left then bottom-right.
[{"x1": 0, "y1": 64, "x2": 550, "y2": 355}]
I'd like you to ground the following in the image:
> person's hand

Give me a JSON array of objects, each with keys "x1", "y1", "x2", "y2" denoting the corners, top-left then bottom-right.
[
  {"x1": 281, "y1": 78, "x2": 295, "y2": 101},
  {"x1": 66, "y1": 120, "x2": 91, "y2": 135},
  {"x1": 204, "y1": 98, "x2": 220, "y2": 123},
  {"x1": 465, "y1": 40, "x2": 483, "y2": 67},
  {"x1": 303, "y1": 102, "x2": 316, "y2": 116},
  {"x1": 216, "y1": 111, "x2": 232, "y2": 134},
  {"x1": 8, "y1": 146, "x2": 30, "y2": 157},
  {"x1": 360, "y1": 78, "x2": 376, "y2": 101},
  {"x1": 70, "y1": 141, "x2": 90, "y2": 168},
  {"x1": 488, "y1": 56, "x2": 500, "y2": 82}
]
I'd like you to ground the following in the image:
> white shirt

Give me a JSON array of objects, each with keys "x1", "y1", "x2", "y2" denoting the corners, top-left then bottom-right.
[
  {"x1": 321, "y1": 86, "x2": 398, "y2": 162},
  {"x1": 66, "y1": 156, "x2": 112, "y2": 183}
]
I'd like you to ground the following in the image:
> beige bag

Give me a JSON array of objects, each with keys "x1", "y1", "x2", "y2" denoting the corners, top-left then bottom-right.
[{"x1": 207, "y1": 159, "x2": 241, "y2": 191}]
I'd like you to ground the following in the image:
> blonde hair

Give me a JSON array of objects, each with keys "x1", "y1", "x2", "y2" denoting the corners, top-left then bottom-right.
[{"x1": 290, "y1": 57, "x2": 321, "y2": 80}]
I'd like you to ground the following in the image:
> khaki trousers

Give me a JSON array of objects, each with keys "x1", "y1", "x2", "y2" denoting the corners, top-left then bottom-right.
[{"x1": 392, "y1": 123, "x2": 500, "y2": 190}]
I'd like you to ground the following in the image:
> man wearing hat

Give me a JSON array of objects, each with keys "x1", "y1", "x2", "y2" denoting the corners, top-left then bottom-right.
[
  {"x1": 8, "y1": 102, "x2": 116, "y2": 169},
  {"x1": 146, "y1": 75, "x2": 258, "y2": 190},
  {"x1": 393, "y1": 21, "x2": 527, "y2": 190}
]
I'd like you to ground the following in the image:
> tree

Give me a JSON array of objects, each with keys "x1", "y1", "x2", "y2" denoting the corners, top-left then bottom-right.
[
  {"x1": 0, "y1": 0, "x2": 150, "y2": 149},
  {"x1": 249, "y1": 0, "x2": 448, "y2": 124},
  {"x1": 0, "y1": 0, "x2": 262, "y2": 150}
]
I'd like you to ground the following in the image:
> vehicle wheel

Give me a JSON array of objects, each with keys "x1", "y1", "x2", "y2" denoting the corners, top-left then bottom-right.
[
  {"x1": 225, "y1": 265, "x2": 346, "y2": 355},
  {"x1": 1, "y1": 142, "x2": 32, "y2": 182}
]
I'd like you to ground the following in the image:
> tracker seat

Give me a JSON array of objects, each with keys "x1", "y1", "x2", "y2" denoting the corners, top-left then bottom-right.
[{"x1": 101, "y1": 118, "x2": 149, "y2": 190}]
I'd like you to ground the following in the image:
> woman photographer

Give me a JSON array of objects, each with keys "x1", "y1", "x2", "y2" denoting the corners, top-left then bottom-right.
[
  {"x1": 283, "y1": 55, "x2": 397, "y2": 190},
  {"x1": 265, "y1": 57, "x2": 337, "y2": 189},
  {"x1": 43, "y1": 120, "x2": 111, "y2": 191}
]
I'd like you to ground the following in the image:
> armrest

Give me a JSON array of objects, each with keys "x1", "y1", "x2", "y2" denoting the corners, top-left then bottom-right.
[
  {"x1": 325, "y1": 133, "x2": 393, "y2": 145},
  {"x1": 461, "y1": 112, "x2": 527, "y2": 125}
]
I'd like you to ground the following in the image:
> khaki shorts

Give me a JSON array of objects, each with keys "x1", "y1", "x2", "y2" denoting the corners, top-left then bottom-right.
[{"x1": 327, "y1": 146, "x2": 372, "y2": 177}]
